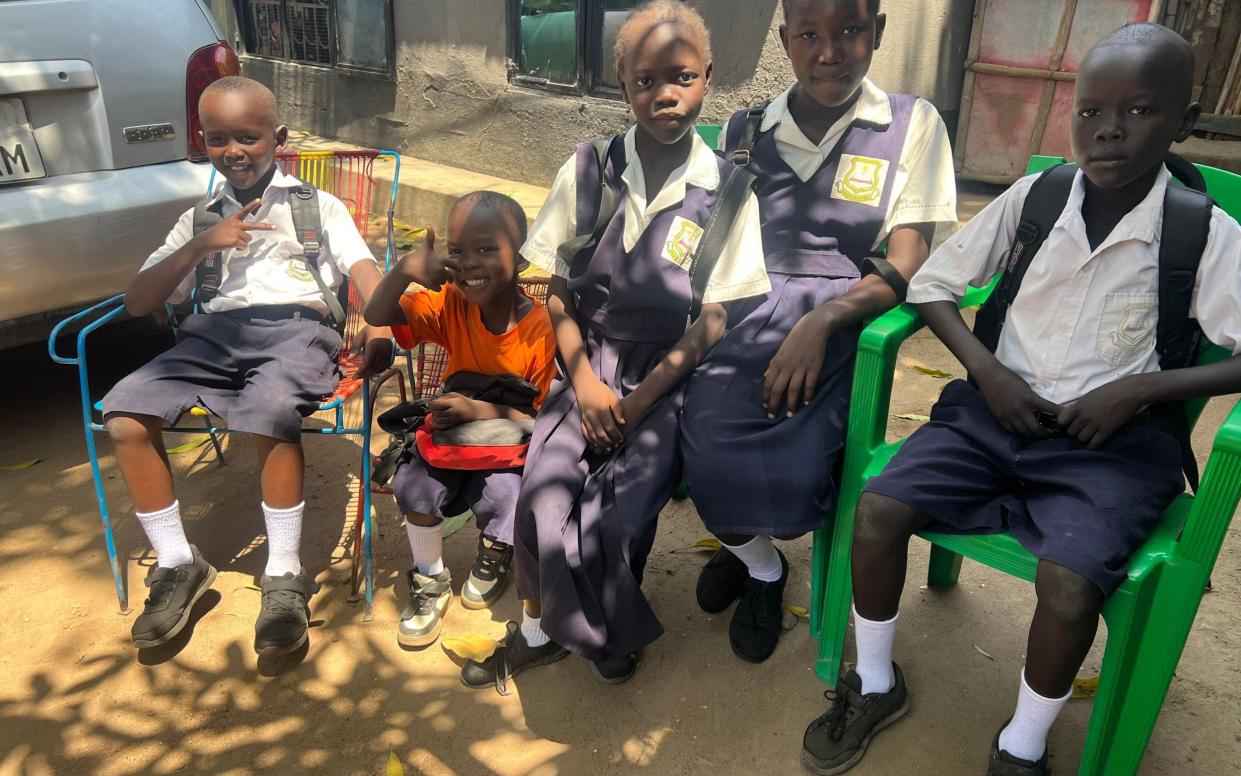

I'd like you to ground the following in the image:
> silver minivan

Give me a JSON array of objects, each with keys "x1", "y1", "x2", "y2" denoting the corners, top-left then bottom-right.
[{"x1": 0, "y1": 0, "x2": 235, "y2": 347}]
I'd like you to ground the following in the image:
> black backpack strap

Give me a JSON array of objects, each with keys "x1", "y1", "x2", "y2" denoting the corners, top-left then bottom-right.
[
  {"x1": 288, "y1": 185, "x2": 346, "y2": 328},
  {"x1": 1153, "y1": 181, "x2": 1213, "y2": 491},
  {"x1": 972, "y1": 164, "x2": 1077, "y2": 355},
  {"x1": 861, "y1": 256, "x2": 908, "y2": 302},
  {"x1": 730, "y1": 101, "x2": 769, "y2": 168},
  {"x1": 191, "y1": 198, "x2": 225, "y2": 309},
  {"x1": 686, "y1": 165, "x2": 756, "y2": 321},
  {"x1": 555, "y1": 135, "x2": 623, "y2": 279}
]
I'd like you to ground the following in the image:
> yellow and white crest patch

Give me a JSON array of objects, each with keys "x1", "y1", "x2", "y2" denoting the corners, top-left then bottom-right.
[
  {"x1": 285, "y1": 257, "x2": 314, "y2": 282},
  {"x1": 832, "y1": 154, "x2": 889, "y2": 207},
  {"x1": 662, "y1": 216, "x2": 704, "y2": 270}
]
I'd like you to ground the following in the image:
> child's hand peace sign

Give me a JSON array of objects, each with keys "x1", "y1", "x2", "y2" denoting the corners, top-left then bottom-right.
[
  {"x1": 194, "y1": 199, "x2": 276, "y2": 255},
  {"x1": 395, "y1": 226, "x2": 461, "y2": 290}
]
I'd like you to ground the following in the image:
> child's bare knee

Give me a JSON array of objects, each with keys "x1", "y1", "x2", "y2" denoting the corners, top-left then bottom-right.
[
  {"x1": 404, "y1": 512, "x2": 442, "y2": 528},
  {"x1": 854, "y1": 492, "x2": 920, "y2": 547},
  {"x1": 104, "y1": 413, "x2": 157, "y2": 445},
  {"x1": 1036, "y1": 564, "x2": 1104, "y2": 624}
]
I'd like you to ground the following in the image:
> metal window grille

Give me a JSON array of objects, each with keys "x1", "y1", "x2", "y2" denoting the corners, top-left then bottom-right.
[
  {"x1": 287, "y1": 0, "x2": 333, "y2": 66},
  {"x1": 241, "y1": 0, "x2": 334, "y2": 67}
]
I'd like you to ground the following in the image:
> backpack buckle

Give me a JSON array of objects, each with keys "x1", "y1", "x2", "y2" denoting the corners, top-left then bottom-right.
[
  {"x1": 293, "y1": 187, "x2": 314, "y2": 201},
  {"x1": 302, "y1": 239, "x2": 321, "y2": 259},
  {"x1": 731, "y1": 148, "x2": 751, "y2": 167},
  {"x1": 1007, "y1": 222, "x2": 1041, "y2": 269}
]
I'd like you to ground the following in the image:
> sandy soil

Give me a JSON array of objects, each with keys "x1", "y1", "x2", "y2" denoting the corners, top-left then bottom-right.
[{"x1": 1, "y1": 308, "x2": 1239, "y2": 776}]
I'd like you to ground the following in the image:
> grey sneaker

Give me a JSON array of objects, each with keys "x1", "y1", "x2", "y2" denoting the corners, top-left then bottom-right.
[
  {"x1": 131, "y1": 545, "x2": 217, "y2": 648},
  {"x1": 397, "y1": 568, "x2": 452, "y2": 647},
  {"x1": 801, "y1": 663, "x2": 910, "y2": 775},
  {"x1": 461, "y1": 536, "x2": 513, "y2": 610},
  {"x1": 253, "y1": 569, "x2": 318, "y2": 655}
]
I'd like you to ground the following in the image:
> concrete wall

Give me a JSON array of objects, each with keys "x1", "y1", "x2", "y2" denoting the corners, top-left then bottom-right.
[{"x1": 208, "y1": 1, "x2": 974, "y2": 186}]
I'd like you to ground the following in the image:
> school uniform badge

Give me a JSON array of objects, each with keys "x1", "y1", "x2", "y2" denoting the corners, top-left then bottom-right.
[
  {"x1": 832, "y1": 154, "x2": 888, "y2": 207},
  {"x1": 285, "y1": 258, "x2": 314, "y2": 282},
  {"x1": 662, "y1": 216, "x2": 704, "y2": 269}
]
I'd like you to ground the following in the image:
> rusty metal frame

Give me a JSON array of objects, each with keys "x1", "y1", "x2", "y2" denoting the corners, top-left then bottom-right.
[{"x1": 955, "y1": 0, "x2": 1166, "y2": 183}]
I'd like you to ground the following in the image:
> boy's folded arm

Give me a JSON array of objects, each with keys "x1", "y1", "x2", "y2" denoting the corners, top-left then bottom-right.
[
  {"x1": 1124, "y1": 354, "x2": 1241, "y2": 406},
  {"x1": 124, "y1": 235, "x2": 210, "y2": 317},
  {"x1": 917, "y1": 299, "x2": 1058, "y2": 438}
]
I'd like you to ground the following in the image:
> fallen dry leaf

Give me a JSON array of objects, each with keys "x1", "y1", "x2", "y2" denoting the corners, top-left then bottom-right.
[
  {"x1": 0, "y1": 458, "x2": 42, "y2": 472},
  {"x1": 441, "y1": 634, "x2": 499, "y2": 662},
  {"x1": 893, "y1": 413, "x2": 931, "y2": 423},
  {"x1": 784, "y1": 605, "x2": 809, "y2": 620},
  {"x1": 387, "y1": 751, "x2": 404, "y2": 776},
  {"x1": 911, "y1": 365, "x2": 954, "y2": 379},
  {"x1": 670, "y1": 537, "x2": 723, "y2": 554},
  {"x1": 972, "y1": 643, "x2": 995, "y2": 661},
  {"x1": 166, "y1": 436, "x2": 212, "y2": 454},
  {"x1": 1072, "y1": 676, "x2": 1099, "y2": 700}
]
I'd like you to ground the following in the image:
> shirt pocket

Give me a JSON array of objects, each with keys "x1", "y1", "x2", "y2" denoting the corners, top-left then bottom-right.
[{"x1": 1095, "y1": 292, "x2": 1157, "y2": 367}]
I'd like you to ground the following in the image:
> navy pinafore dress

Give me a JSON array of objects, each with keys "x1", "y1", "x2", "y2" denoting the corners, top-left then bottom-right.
[
  {"x1": 514, "y1": 139, "x2": 738, "y2": 661},
  {"x1": 681, "y1": 95, "x2": 915, "y2": 536}
]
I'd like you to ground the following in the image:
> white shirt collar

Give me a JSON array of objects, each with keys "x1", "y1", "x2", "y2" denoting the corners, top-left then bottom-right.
[
  {"x1": 208, "y1": 164, "x2": 303, "y2": 207},
  {"x1": 760, "y1": 77, "x2": 892, "y2": 140},
  {"x1": 1058, "y1": 165, "x2": 1169, "y2": 254},
  {"x1": 618, "y1": 126, "x2": 721, "y2": 252},
  {"x1": 620, "y1": 125, "x2": 721, "y2": 211}
]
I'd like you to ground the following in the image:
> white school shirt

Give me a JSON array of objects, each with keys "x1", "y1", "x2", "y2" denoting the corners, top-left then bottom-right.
[
  {"x1": 142, "y1": 166, "x2": 377, "y2": 314},
  {"x1": 521, "y1": 126, "x2": 771, "y2": 304},
  {"x1": 726, "y1": 78, "x2": 958, "y2": 246},
  {"x1": 907, "y1": 165, "x2": 1241, "y2": 405}
]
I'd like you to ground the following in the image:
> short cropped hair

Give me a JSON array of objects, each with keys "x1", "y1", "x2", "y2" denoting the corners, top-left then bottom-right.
[
  {"x1": 613, "y1": 0, "x2": 712, "y2": 75},
  {"x1": 200, "y1": 76, "x2": 279, "y2": 127},
  {"x1": 452, "y1": 190, "x2": 528, "y2": 248},
  {"x1": 1087, "y1": 22, "x2": 1195, "y2": 106}
]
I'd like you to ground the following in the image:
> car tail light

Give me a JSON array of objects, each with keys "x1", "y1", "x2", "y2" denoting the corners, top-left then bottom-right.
[{"x1": 186, "y1": 42, "x2": 240, "y2": 161}]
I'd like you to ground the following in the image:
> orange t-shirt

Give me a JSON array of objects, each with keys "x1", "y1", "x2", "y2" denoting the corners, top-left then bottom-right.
[{"x1": 393, "y1": 284, "x2": 558, "y2": 410}]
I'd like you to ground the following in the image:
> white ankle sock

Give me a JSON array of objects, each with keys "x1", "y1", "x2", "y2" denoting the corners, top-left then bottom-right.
[
  {"x1": 998, "y1": 671, "x2": 1071, "y2": 762},
  {"x1": 262, "y1": 501, "x2": 304, "y2": 577},
  {"x1": 405, "y1": 521, "x2": 444, "y2": 576},
  {"x1": 724, "y1": 536, "x2": 783, "y2": 582},
  {"x1": 853, "y1": 605, "x2": 898, "y2": 694},
  {"x1": 136, "y1": 501, "x2": 193, "y2": 569},
  {"x1": 520, "y1": 612, "x2": 549, "y2": 647}
]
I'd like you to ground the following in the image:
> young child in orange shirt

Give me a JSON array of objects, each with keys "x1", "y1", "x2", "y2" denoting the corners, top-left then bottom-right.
[{"x1": 365, "y1": 191, "x2": 556, "y2": 647}]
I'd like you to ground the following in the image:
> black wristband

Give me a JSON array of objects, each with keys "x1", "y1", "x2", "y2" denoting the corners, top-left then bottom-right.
[{"x1": 862, "y1": 256, "x2": 909, "y2": 302}]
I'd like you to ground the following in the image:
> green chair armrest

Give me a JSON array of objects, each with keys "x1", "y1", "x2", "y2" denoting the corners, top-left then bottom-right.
[
  {"x1": 846, "y1": 280, "x2": 1000, "y2": 456},
  {"x1": 1177, "y1": 398, "x2": 1241, "y2": 567},
  {"x1": 847, "y1": 303, "x2": 925, "y2": 457}
]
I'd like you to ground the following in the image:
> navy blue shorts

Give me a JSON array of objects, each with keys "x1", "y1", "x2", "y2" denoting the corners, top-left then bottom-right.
[
  {"x1": 390, "y1": 446, "x2": 521, "y2": 545},
  {"x1": 864, "y1": 380, "x2": 1185, "y2": 594},
  {"x1": 102, "y1": 307, "x2": 341, "y2": 443}
]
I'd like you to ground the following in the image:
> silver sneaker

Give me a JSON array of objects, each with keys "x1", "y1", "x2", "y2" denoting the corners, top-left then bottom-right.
[
  {"x1": 397, "y1": 568, "x2": 452, "y2": 647},
  {"x1": 461, "y1": 536, "x2": 513, "y2": 610}
]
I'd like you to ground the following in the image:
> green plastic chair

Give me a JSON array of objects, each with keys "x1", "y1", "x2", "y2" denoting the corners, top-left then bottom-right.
[
  {"x1": 811, "y1": 155, "x2": 1241, "y2": 776},
  {"x1": 695, "y1": 123, "x2": 722, "y2": 148}
]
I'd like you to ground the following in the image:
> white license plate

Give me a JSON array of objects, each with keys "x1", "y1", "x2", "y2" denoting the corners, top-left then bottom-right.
[{"x1": 0, "y1": 98, "x2": 46, "y2": 184}]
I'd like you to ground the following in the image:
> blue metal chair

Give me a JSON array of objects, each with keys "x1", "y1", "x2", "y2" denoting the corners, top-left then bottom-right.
[{"x1": 49, "y1": 149, "x2": 401, "y2": 617}]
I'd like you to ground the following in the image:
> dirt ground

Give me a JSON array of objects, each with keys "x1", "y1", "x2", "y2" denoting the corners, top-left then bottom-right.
[{"x1": 2, "y1": 309, "x2": 1240, "y2": 776}]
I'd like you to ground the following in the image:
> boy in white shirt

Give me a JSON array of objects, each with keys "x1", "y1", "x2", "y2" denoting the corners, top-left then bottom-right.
[
  {"x1": 801, "y1": 24, "x2": 1241, "y2": 776},
  {"x1": 102, "y1": 77, "x2": 392, "y2": 656}
]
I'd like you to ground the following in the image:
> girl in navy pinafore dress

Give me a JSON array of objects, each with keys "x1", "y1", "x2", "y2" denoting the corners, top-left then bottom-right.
[
  {"x1": 680, "y1": 0, "x2": 958, "y2": 663},
  {"x1": 459, "y1": 1, "x2": 770, "y2": 693}
]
